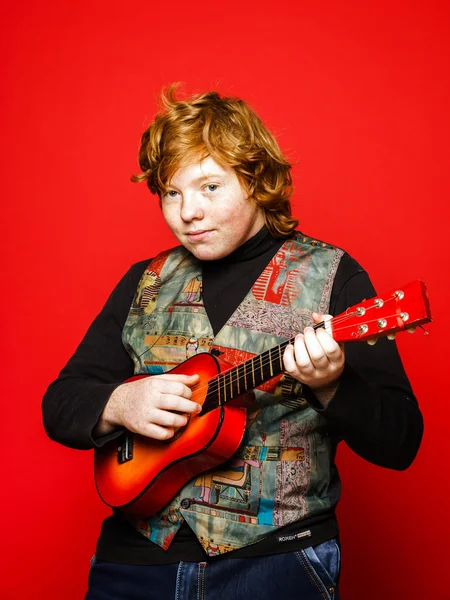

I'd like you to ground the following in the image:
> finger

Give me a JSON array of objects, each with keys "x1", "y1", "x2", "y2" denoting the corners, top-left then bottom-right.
[
  {"x1": 315, "y1": 328, "x2": 343, "y2": 360},
  {"x1": 151, "y1": 408, "x2": 189, "y2": 429},
  {"x1": 292, "y1": 333, "x2": 316, "y2": 371},
  {"x1": 158, "y1": 373, "x2": 200, "y2": 386},
  {"x1": 148, "y1": 378, "x2": 195, "y2": 400},
  {"x1": 141, "y1": 423, "x2": 175, "y2": 441},
  {"x1": 302, "y1": 327, "x2": 330, "y2": 368},
  {"x1": 312, "y1": 312, "x2": 333, "y2": 322},
  {"x1": 157, "y1": 395, "x2": 202, "y2": 414},
  {"x1": 283, "y1": 343, "x2": 299, "y2": 373}
]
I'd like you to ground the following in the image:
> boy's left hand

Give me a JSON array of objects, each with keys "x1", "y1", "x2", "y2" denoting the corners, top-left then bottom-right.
[{"x1": 283, "y1": 312, "x2": 345, "y2": 392}]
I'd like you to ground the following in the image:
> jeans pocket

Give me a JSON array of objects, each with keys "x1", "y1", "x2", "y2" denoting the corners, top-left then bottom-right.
[{"x1": 295, "y1": 538, "x2": 341, "y2": 599}]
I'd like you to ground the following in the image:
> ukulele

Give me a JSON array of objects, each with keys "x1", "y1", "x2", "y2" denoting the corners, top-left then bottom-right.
[{"x1": 94, "y1": 279, "x2": 431, "y2": 515}]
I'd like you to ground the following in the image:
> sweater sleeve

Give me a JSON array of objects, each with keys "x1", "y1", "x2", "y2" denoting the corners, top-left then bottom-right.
[
  {"x1": 304, "y1": 254, "x2": 424, "y2": 470},
  {"x1": 42, "y1": 260, "x2": 150, "y2": 450}
]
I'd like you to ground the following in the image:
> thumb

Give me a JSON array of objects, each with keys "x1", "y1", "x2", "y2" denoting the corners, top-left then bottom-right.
[{"x1": 312, "y1": 312, "x2": 333, "y2": 324}]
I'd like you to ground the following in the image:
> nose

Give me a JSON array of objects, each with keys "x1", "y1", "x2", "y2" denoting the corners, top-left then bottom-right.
[{"x1": 180, "y1": 192, "x2": 205, "y2": 222}]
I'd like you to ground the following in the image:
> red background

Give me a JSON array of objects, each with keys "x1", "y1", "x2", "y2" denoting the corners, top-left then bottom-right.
[{"x1": 1, "y1": 1, "x2": 449, "y2": 598}]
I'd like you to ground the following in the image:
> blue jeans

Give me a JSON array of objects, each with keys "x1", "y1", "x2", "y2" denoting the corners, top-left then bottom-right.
[{"x1": 85, "y1": 538, "x2": 340, "y2": 600}]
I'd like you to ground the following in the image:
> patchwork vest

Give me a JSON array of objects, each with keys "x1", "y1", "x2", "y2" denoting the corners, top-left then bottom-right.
[{"x1": 122, "y1": 233, "x2": 344, "y2": 556}]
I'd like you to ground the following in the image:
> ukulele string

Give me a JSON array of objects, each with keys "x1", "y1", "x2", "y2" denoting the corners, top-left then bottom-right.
[
  {"x1": 321, "y1": 295, "x2": 399, "y2": 328},
  {"x1": 325, "y1": 312, "x2": 407, "y2": 335}
]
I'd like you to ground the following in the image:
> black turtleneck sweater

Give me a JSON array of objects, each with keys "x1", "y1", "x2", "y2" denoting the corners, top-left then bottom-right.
[{"x1": 42, "y1": 228, "x2": 423, "y2": 565}]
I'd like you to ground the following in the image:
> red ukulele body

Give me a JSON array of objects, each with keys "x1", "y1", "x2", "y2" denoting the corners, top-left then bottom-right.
[{"x1": 94, "y1": 353, "x2": 247, "y2": 515}]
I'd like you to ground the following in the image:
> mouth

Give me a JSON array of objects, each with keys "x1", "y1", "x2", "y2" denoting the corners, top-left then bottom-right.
[{"x1": 186, "y1": 230, "x2": 212, "y2": 241}]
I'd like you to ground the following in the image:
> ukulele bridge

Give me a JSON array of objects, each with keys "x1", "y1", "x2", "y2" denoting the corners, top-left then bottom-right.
[{"x1": 117, "y1": 432, "x2": 134, "y2": 464}]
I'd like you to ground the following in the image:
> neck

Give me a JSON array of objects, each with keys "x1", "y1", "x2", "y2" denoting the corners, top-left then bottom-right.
[{"x1": 201, "y1": 321, "x2": 325, "y2": 414}]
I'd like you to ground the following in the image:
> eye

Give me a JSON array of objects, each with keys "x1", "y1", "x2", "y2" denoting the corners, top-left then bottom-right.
[
  {"x1": 165, "y1": 190, "x2": 179, "y2": 198},
  {"x1": 205, "y1": 184, "x2": 218, "y2": 192}
]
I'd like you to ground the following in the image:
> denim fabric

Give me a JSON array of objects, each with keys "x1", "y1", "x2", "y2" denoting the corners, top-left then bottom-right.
[{"x1": 85, "y1": 538, "x2": 340, "y2": 600}]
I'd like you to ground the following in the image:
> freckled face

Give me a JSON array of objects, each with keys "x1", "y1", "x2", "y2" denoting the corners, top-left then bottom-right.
[{"x1": 161, "y1": 157, "x2": 265, "y2": 261}]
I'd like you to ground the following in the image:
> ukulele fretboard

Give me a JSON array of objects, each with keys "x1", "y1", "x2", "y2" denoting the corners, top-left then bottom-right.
[{"x1": 201, "y1": 324, "x2": 324, "y2": 414}]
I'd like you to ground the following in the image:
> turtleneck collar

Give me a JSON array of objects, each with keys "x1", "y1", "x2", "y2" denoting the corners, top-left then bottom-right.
[{"x1": 201, "y1": 226, "x2": 283, "y2": 267}]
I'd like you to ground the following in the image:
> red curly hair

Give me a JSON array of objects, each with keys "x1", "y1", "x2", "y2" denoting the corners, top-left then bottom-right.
[{"x1": 132, "y1": 85, "x2": 298, "y2": 238}]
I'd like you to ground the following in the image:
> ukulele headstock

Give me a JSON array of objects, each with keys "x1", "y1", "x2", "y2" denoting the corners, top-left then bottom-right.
[{"x1": 330, "y1": 280, "x2": 432, "y2": 344}]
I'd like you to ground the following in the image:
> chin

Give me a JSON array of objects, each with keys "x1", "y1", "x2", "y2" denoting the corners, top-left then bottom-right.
[
  {"x1": 191, "y1": 251, "x2": 222, "y2": 261},
  {"x1": 189, "y1": 246, "x2": 227, "y2": 261}
]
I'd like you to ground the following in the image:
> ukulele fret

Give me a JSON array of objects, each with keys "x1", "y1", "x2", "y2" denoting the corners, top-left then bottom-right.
[
  {"x1": 259, "y1": 349, "x2": 276, "y2": 382},
  {"x1": 243, "y1": 360, "x2": 252, "y2": 393},
  {"x1": 217, "y1": 376, "x2": 221, "y2": 406}
]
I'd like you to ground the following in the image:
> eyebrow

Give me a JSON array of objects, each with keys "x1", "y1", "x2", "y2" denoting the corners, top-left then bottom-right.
[
  {"x1": 167, "y1": 173, "x2": 226, "y2": 188},
  {"x1": 192, "y1": 173, "x2": 226, "y2": 183}
]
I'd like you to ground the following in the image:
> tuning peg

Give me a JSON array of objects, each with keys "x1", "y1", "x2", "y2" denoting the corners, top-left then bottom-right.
[
  {"x1": 407, "y1": 327, "x2": 417, "y2": 334},
  {"x1": 387, "y1": 333, "x2": 396, "y2": 340},
  {"x1": 367, "y1": 338, "x2": 378, "y2": 345}
]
